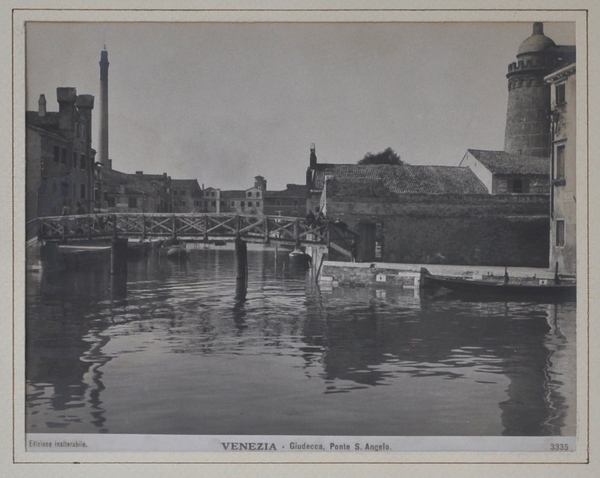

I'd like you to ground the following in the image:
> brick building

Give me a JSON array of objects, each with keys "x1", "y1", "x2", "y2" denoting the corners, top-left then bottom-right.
[
  {"x1": 26, "y1": 88, "x2": 95, "y2": 220},
  {"x1": 321, "y1": 173, "x2": 549, "y2": 266}
]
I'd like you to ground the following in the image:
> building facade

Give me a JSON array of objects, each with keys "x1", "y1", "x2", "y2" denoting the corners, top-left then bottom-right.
[
  {"x1": 546, "y1": 63, "x2": 576, "y2": 275},
  {"x1": 171, "y1": 179, "x2": 203, "y2": 213},
  {"x1": 459, "y1": 149, "x2": 550, "y2": 194},
  {"x1": 317, "y1": 166, "x2": 549, "y2": 266},
  {"x1": 263, "y1": 184, "x2": 307, "y2": 217},
  {"x1": 26, "y1": 88, "x2": 95, "y2": 220}
]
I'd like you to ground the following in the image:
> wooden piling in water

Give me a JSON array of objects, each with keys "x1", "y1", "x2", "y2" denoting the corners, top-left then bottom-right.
[
  {"x1": 235, "y1": 236, "x2": 248, "y2": 299},
  {"x1": 111, "y1": 237, "x2": 128, "y2": 275}
]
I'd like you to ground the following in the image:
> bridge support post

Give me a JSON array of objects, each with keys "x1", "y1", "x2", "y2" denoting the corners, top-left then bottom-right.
[
  {"x1": 235, "y1": 236, "x2": 248, "y2": 298},
  {"x1": 111, "y1": 237, "x2": 128, "y2": 275}
]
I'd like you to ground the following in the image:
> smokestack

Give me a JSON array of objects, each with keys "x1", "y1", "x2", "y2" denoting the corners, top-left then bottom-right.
[
  {"x1": 98, "y1": 49, "x2": 110, "y2": 168},
  {"x1": 38, "y1": 94, "x2": 46, "y2": 117}
]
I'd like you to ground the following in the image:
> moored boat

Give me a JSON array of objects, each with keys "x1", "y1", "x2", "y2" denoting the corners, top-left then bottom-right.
[
  {"x1": 163, "y1": 238, "x2": 188, "y2": 261},
  {"x1": 289, "y1": 247, "x2": 312, "y2": 266},
  {"x1": 419, "y1": 267, "x2": 576, "y2": 301}
]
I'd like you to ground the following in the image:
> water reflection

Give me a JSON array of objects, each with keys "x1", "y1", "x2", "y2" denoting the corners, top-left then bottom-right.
[{"x1": 26, "y1": 248, "x2": 576, "y2": 436}]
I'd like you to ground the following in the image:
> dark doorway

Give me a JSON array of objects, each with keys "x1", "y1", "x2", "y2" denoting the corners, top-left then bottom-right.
[{"x1": 358, "y1": 222, "x2": 376, "y2": 262}]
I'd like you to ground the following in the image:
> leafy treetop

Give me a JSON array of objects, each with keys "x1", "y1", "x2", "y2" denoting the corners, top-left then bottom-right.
[{"x1": 357, "y1": 147, "x2": 403, "y2": 165}]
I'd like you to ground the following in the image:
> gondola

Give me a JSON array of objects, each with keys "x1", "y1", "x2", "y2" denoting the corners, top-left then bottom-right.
[{"x1": 419, "y1": 267, "x2": 576, "y2": 301}]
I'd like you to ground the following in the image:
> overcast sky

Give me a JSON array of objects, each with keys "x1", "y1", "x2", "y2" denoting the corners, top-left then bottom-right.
[{"x1": 26, "y1": 21, "x2": 575, "y2": 191}]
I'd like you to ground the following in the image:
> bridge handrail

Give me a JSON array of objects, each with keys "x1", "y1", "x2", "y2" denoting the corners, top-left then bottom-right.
[{"x1": 36, "y1": 212, "x2": 331, "y2": 246}]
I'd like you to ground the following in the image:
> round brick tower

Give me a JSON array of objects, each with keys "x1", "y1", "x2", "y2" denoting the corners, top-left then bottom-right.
[{"x1": 504, "y1": 22, "x2": 560, "y2": 158}]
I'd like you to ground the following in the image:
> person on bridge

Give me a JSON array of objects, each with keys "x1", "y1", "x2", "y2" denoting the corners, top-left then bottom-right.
[{"x1": 75, "y1": 202, "x2": 86, "y2": 215}]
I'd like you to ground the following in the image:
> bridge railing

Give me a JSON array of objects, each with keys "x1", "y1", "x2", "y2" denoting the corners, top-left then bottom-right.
[{"x1": 37, "y1": 213, "x2": 330, "y2": 246}]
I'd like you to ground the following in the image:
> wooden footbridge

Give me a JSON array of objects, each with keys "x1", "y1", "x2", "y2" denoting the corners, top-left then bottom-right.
[
  {"x1": 36, "y1": 212, "x2": 332, "y2": 246},
  {"x1": 32, "y1": 212, "x2": 358, "y2": 297}
]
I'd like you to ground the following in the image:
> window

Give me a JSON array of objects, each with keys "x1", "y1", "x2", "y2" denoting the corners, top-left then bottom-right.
[
  {"x1": 80, "y1": 154, "x2": 86, "y2": 170},
  {"x1": 53, "y1": 145, "x2": 60, "y2": 162},
  {"x1": 211, "y1": 201, "x2": 216, "y2": 207},
  {"x1": 247, "y1": 192, "x2": 252, "y2": 198},
  {"x1": 181, "y1": 190, "x2": 186, "y2": 196},
  {"x1": 173, "y1": 190, "x2": 178, "y2": 196},
  {"x1": 230, "y1": 201, "x2": 235, "y2": 207},
  {"x1": 556, "y1": 220, "x2": 565, "y2": 247},
  {"x1": 256, "y1": 191, "x2": 261, "y2": 198},
  {"x1": 241, "y1": 201, "x2": 245, "y2": 207},
  {"x1": 293, "y1": 200, "x2": 299, "y2": 207},
  {"x1": 508, "y1": 179, "x2": 529, "y2": 193},
  {"x1": 220, "y1": 201, "x2": 225, "y2": 207},
  {"x1": 80, "y1": 184, "x2": 86, "y2": 199},
  {"x1": 72, "y1": 151, "x2": 78, "y2": 168},
  {"x1": 556, "y1": 83, "x2": 566, "y2": 105},
  {"x1": 129, "y1": 197, "x2": 137, "y2": 208},
  {"x1": 248, "y1": 201, "x2": 253, "y2": 207},
  {"x1": 556, "y1": 145, "x2": 565, "y2": 180},
  {"x1": 61, "y1": 147, "x2": 67, "y2": 164},
  {"x1": 107, "y1": 197, "x2": 115, "y2": 208}
]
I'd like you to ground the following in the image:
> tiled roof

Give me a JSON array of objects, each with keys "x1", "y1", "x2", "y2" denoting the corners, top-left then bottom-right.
[
  {"x1": 265, "y1": 184, "x2": 306, "y2": 198},
  {"x1": 171, "y1": 179, "x2": 200, "y2": 189},
  {"x1": 467, "y1": 149, "x2": 549, "y2": 175},
  {"x1": 314, "y1": 164, "x2": 488, "y2": 195}
]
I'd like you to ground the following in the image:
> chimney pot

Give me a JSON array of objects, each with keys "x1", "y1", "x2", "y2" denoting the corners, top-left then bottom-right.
[{"x1": 38, "y1": 94, "x2": 46, "y2": 117}]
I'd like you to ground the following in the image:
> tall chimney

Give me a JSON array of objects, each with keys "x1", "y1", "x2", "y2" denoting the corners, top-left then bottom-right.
[
  {"x1": 98, "y1": 49, "x2": 110, "y2": 168},
  {"x1": 38, "y1": 94, "x2": 46, "y2": 117}
]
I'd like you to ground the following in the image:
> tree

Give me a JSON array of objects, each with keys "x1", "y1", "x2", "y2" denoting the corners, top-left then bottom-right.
[{"x1": 357, "y1": 147, "x2": 403, "y2": 165}]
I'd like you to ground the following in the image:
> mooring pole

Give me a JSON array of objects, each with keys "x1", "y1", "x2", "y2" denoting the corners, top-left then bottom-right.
[
  {"x1": 235, "y1": 236, "x2": 248, "y2": 297},
  {"x1": 111, "y1": 237, "x2": 128, "y2": 275}
]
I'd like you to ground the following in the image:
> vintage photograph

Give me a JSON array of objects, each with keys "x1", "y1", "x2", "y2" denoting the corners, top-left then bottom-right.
[{"x1": 20, "y1": 11, "x2": 583, "y2": 458}]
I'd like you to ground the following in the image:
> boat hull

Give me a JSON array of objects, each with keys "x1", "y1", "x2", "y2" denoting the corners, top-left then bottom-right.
[
  {"x1": 419, "y1": 268, "x2": 576, "y2": 301},
  {"x1": 166, "y1": 245, "x2": 188, "y2": 261}
]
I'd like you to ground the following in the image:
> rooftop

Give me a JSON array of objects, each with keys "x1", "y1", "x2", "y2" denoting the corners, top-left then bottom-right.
[
  {"x1": 313, "y1": 164, "x2": 488, "y2": 195},
  {"x1": 467, "y1": 149, "x2": 549, "y2": 175}
]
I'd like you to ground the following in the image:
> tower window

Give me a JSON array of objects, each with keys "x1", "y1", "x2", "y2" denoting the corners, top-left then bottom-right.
[
  {"x1": 556, "y1": 220, "x2": 565, "y2": 247},
  {"x1": 53, "y1": 145, "x2": 60, "y2": 162},
  {"x1": 556, "y1": 83, "x2": 566, "y2": 105},
  {"x1": 61, "y1": 147, "x2": 67, "y2": 165},
  {"x1": 129, "y1": 197, "x2": 137, "y2": 208},
  {"x1": 80, "y1": 154, "x2": 86, "y2": 170}
]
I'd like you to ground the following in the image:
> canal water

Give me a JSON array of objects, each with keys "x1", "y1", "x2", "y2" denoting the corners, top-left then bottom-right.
[{"x1": 26, "y1": 247, "x2": 576, "y2": 437}]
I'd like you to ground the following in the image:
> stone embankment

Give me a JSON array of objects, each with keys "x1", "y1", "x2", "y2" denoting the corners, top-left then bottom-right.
[{"x1": 318, "y1": 261, "x2": 555, "y2": 291}]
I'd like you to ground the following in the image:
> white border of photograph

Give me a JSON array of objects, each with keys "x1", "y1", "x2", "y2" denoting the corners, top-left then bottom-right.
[{"x1": 2, "y1": 0, "x2": 597, "y2": 476}]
